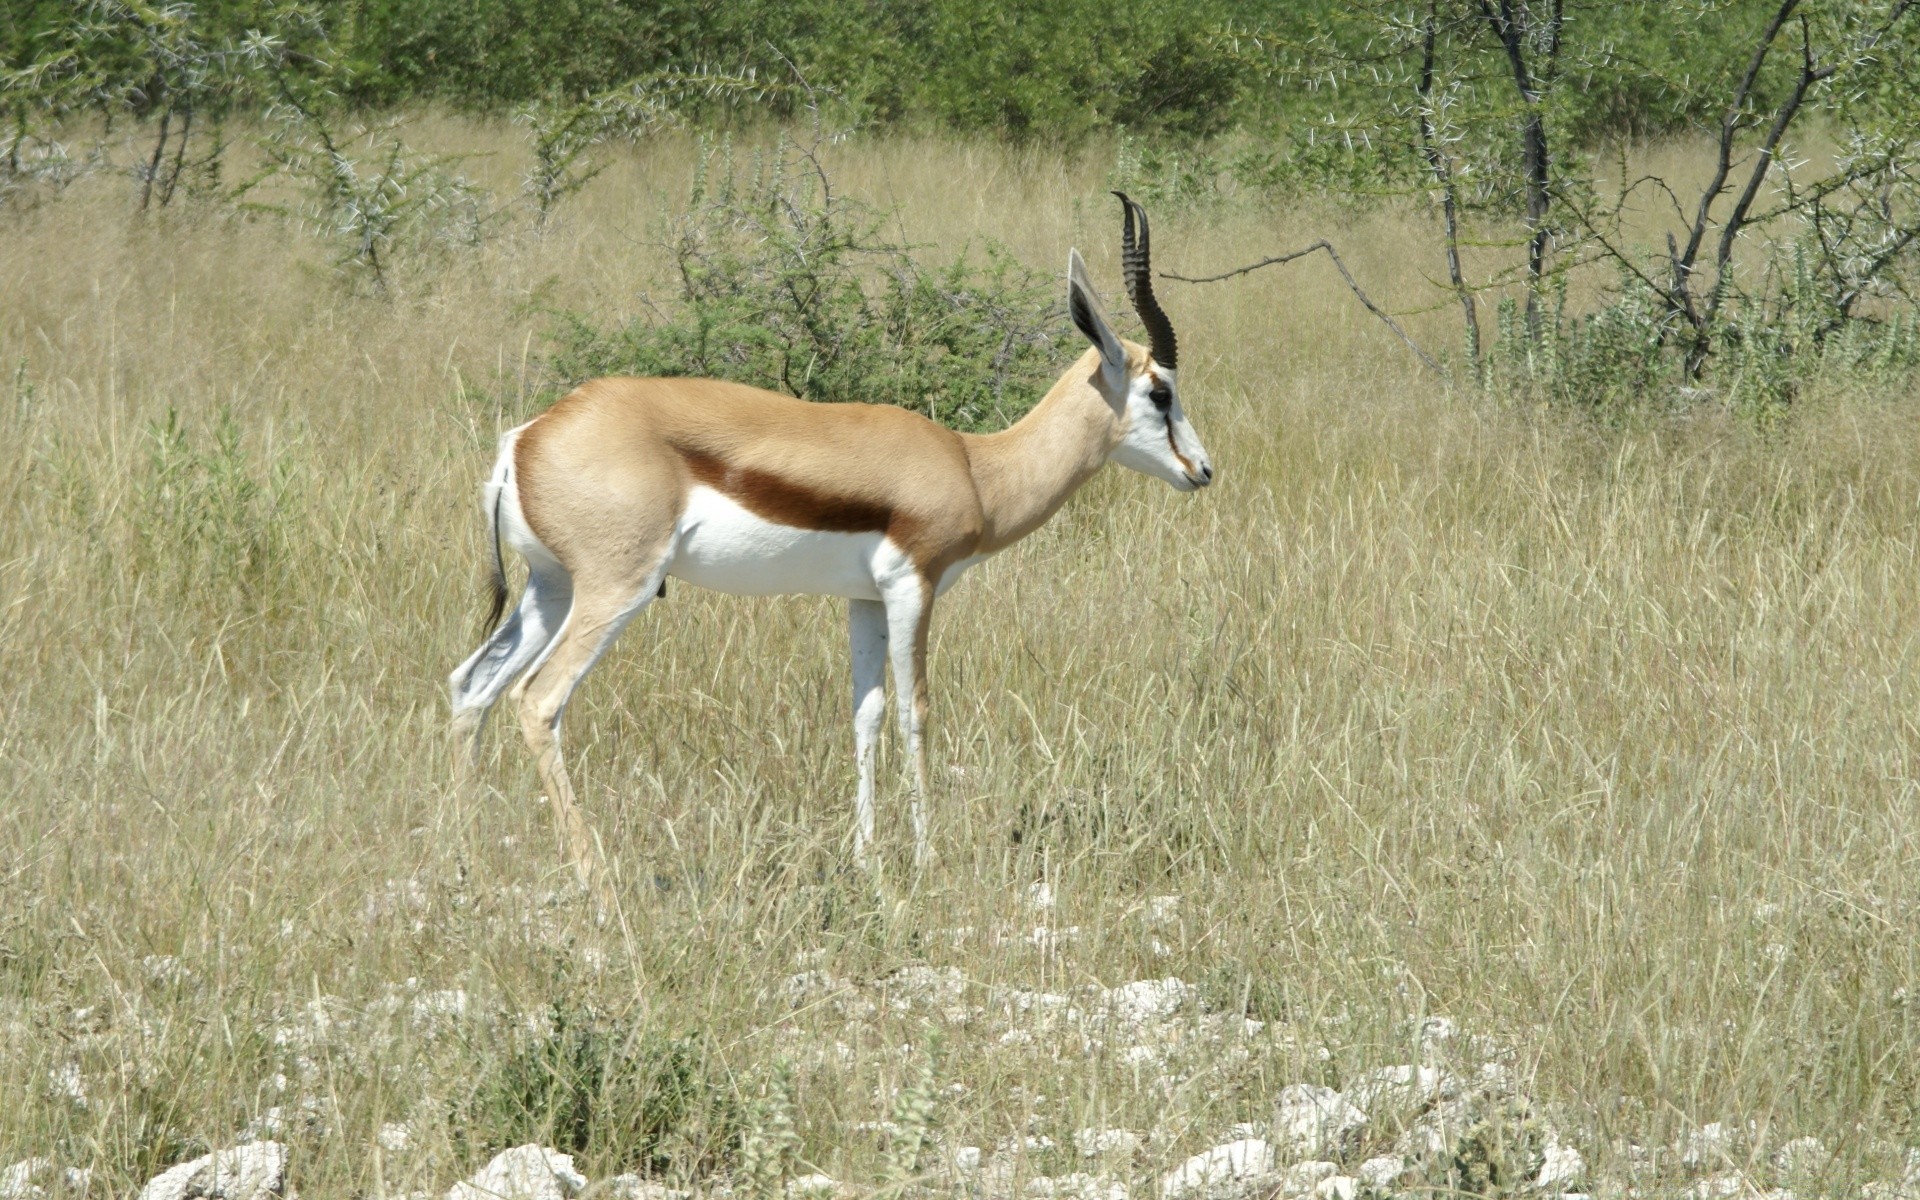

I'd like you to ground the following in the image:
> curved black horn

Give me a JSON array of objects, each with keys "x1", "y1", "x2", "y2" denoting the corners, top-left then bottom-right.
[{"x1": 1110, "y1": 191, "x2": 1178, "y2": 370}]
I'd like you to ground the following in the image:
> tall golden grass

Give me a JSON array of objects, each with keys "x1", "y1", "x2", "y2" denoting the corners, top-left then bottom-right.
[{"x1": 2, "y1": 117, "x2": 1918, "y2": 1197}]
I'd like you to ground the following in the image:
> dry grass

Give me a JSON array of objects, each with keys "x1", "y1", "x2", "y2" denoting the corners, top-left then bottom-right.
[{"x1": 3, "y1": 116, "x2": 1919, "y2": 1198}]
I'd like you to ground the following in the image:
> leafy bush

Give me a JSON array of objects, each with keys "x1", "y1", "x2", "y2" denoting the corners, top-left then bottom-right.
[{"x1": 544, "y1": 134, "x2": 1063, "y2": 433}]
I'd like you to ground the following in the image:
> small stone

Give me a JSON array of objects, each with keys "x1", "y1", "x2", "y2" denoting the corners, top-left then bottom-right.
[
  {"x1": 1075, "y1": 1129, "x2": 1142, "y2": 1160},
  {"x1": 446, "y1": 1145, "x2": 585, "y2": 1200},
  {"x1": 1396, "y1": 1094, "x2": 1476, "y2": 1161},
  {"x1": 1107, "y1": 979, "x2": 1198, "y2": 1028},
  {"x1": 1684, "y1": 1174, "x2": 1748, "y2": 1200},
  {"x1": 785, "y1": 1173, "x2": 837, "y2": 1199},
  {"x1": 1355, "y1": 1156, "x2": 1406, "y2": 1191},
  {"x1": 1537, "y1": 1140, "x2": 1585, "y2": 1191},
  {"x1": 1312, "y1": 1177, "x2": 1356, "y2": 1200},
  {"x1": 1160, "y1": 1139, "x2": 1275, "y2": 1200},
  {"x1": 1772, "y1": 1137, "x2": 1826, "y2": 1178},
  {"x1": 136, "y1": 1142, "x2": 289, "y2": 1200},
  {"x1": 1345, "y1": 1066, "x2": 1456, "y2": 1116},
  {"x1": 1270, "y1": 1085, "x2": 1367, "y2": 1159},
  {"x1": 1279, "y1": 1162, "x2": 1337, "y2": 1195},
  {"x1": 1028, "y1": 1173, "x2": 1128, "y2": 1200},
  {"x1": 952, "y1": 1147, "x2": 983, "y2": 1174},
  {"x1": 377, "y1": 1123, "x2": 413, "y2": 1154},
  {"x1": 1, "y1": 1159, "x2": 53, "y2": 1200},
  {"x1": 1680, "y1": 1123, "x2": 1740, "y2": 1171},
  {"x1": 604, "y1": 1176, "x2": 688, "y2": 1200},
  {"x1": 1417, "y1": 1017, "x2": 1456, "y2": 1052}
]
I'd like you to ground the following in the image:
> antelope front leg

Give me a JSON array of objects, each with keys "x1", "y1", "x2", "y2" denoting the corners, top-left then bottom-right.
[
  {"x1": 883, "y1": 583, "x2": 934, "y2": 867},
  {"x1": 848, "y1": 598, "x2": 888, "y2": 869}
]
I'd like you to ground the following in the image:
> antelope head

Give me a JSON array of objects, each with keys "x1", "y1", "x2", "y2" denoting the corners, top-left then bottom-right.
[{"x1": 1066, "y1": 192, "x2": 1213, "y2": 492}]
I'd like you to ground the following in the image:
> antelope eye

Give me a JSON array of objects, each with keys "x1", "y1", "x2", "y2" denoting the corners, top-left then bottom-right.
[{"x1": 1149, "y1": 386, "x2": 1172, "y2": 411}]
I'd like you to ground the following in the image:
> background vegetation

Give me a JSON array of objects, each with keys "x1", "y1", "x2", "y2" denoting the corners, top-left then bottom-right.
[
  {"x1": 4, "y1": 113, "x2": 1920, "y2": 1200},
  {"x1": 3, "y1": 1, "x2": 1920, "y2": 1198}
]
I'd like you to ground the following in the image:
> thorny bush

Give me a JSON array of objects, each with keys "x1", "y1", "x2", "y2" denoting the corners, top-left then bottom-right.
[{"x1": 544, "y1": 133, "x2": 1064, "y2": 433}]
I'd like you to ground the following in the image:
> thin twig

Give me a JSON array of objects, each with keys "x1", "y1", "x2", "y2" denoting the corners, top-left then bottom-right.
[{"x1": 1162, "y1": 240, "x2": 1444, "y2": 376}]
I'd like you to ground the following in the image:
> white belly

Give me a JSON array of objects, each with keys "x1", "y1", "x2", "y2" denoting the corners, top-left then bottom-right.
[{"x1": 670, "y1": 485, "x2": 886, "y2": 599}]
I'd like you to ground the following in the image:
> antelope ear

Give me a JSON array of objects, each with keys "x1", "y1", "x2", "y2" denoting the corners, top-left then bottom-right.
[{"x1": 1067, "y1": 249, "x2": 1127, "y2": 381}]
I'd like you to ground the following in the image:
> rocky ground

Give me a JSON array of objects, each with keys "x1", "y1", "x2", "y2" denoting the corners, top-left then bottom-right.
[{"x1": 8, "y1": 892, "x2": 1917, "y2": 1200}]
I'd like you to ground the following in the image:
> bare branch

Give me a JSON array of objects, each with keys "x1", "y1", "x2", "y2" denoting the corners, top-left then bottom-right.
[
  {"x1": 1675, "y1": 0, "x2": 1801, "y2": 303},
  {"x1": 1162, "y1": 241, "x2": 1443, "y2": 376}
]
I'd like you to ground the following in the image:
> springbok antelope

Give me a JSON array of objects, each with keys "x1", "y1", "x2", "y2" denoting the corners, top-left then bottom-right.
[{"x1": 448, "y1": 193, "x2": 1211, "y2": 893}]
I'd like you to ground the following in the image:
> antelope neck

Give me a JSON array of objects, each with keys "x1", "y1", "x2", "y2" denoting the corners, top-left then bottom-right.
[{"x1": 960, "y1": 352, "x2": 1117, "y2": 555}]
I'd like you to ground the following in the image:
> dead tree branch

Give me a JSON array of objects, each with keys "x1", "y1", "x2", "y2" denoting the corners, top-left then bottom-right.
[{"x1": 1163, "y1": 241, "x2": 1444, "y2": 376}]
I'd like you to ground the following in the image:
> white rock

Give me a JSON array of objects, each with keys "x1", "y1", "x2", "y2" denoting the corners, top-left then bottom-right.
[
  {"x1": 410, "y1": 989, "x2": 471, "y2": 1031},
  {"x1": 1279, "y1": 1162, "x2": 1338, "y2": 1195},
  {"x1": 378, "y1": 1123, "x2": 414, "y2": 1153},
  {"x1": 781, "y1": 971, "x2": 851, "y2": 1005},
  {"x1": 137, "y1": 1142, "x2": 289, "y2": 1200},
  {"x1": 1355, "y1": 1156, "x2": 1406, "y2": 1191},
  {"x1": 1028, "y1": 925, "x2": 1081, "y2": 953},
  {"x1": 1027, "y1": 882, "x2": 1056, "y2": 911},
  {"x1": 604, "y1": 1176, "x2": 688, "y2": 1200},
  {"x1": 1, "y1": 1159, "x2": 51, "y2": 1200},
  {"x1": 1108, "y1": 979, "x2": 1198, "y2": 1028},
  {"x1": 1075, "y1": 1129, "x2": 1142, "y2": 1160},
  {"x1": 884, "y1": 966, "x2": 967, "y2": 1008},
  {"x1": 142, "y1": 955, "x2": 192, "y2": 985},
  {"x1": 1028, "y1": 1173, "x2": 1128, "y2": 1200},
  {"x1": 1681, "y1": 1123, "x2": 1739, "y2": 1170},
  {"x1": 1145, "y1": 896, "x2": 1181, "y2": 925},
  {"x1": 1270, "y1": 1085, "x2": 1368, "y2": 1159},
  {"x1": 1417, "y1": 1017, "x2": 1456, "y2": 1051},
  {"x1": 1772, "y1": 1137, "x2": 1826, "y2": 1178},
  {"x1": 1395, "y1": 1094, "x2": 1477, "y2": 1161},
  {"x1": 1120, "y1": 1044, "x2": 1165, "y2": 1067},
  {"x1": 1312, "y1": 1177, "x2": 1355, "y2": 1200},
  {"x1": 1537, "y1": 1140, "x2": 1585, "y2": 1191},
  {"x1": 1345, "y1": 1066, "x2": 1456, "y2": 1115},
  {"x1": 785, "y1": 1173, "x2": 837, "y2": 1199},
  {"x1": 996, "y1": 1135, "x2": 1059, "y2": 1157},
  {"x1": 952, "y1": 1147, "x2": 983, "y2": 1174},
  {"x1": 446, "y1": 1145, "x2": 586, "y2": 1200},
  {"x1": 1161, "y1": 1140, "x2": 1274, "y2": 1200},
  {"x1": 45, "y1": 1062, "x2": 86, "y2": 1106},
  {"x1": 1684, "y1": 1174, "x2": 1748, "y2": 1200}
]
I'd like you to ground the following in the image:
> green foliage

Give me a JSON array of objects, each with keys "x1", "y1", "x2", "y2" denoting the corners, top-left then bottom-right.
[
  {"x1": 8, "y1": 0, "x2": 1907, "y2": 151},
  {"x1": 737, "y1": 1062, "x2": 802, "y2": 1200},
  {"x1": 518, "y1": 69, "x2": 795, "y2": 227},
  {"x1": 881, "y1": 1042, "x2": 940, "y2": 1181},
  {"x1": 1428, "y1": 1092, "x2": 1547, "y2": 1197},
  {"x1": 545, "y1": 134, "x2": 1063, "y2": 432},
  {"x1": 1477, "y1": 251, "x2": 1920, "y2": 415},
  {"x1": 238, "y1": 25, "x2": 493, "y2": 289},
  {"x1": 455, "y1": 1004, "x2": 737, "y2": 1176}
]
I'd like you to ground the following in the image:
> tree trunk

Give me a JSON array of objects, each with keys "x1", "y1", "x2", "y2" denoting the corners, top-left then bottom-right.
[
  {"x1": 1420, "y1": 1, "x2": 1481, "y2": 369},
  {"x1": 140, "y1": 109, "x2": 171, "y2": 212}
]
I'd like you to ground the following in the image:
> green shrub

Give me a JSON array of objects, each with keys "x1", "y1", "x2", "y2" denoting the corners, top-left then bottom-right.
[
  {"x1": 544, "y1": 134, "x2": 1063, "y2": 433},
  {"x1": 454, "y1": 1004, "x2": 737, "y2": 1176}
]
